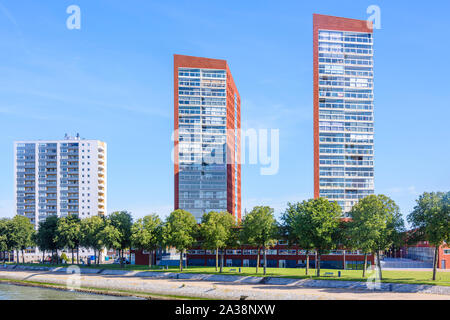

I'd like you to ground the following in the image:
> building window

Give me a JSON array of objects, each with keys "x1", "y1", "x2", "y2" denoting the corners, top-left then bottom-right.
[{"x1": 279, "y1": 249, "x2": 296, "y2": 255}]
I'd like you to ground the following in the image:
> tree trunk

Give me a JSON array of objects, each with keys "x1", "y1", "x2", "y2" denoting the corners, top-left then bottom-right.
[
  {"x1": 215, "y1": 248, "x2": 219, "y2": 272},
  {"x1": 433, "y1": 245, "x2": 438, "y2": 281},
  {"x1": 72, "y1": 248, "x2": 74, "y2": 264},
  {"x1": 220, "y1": 249, "x2": 224, "y2": 273},
  {"x1": 305, "y1": 251, "x2": 309, "y2": 276},
  {"x1": 16, "y1": 250, "x2": 19, "y2": 265},
  {"x1": 148, "y1": 250, "x2": 152, "y2": 269},
  {"x1": 179, "y1": 250, "x2": 183, "y2": 271},
  {"x1": 343, "y1": 250, "x2": 346, "y2": 270},
  {"x1": 317, "y1": 252, "x2": 321, "y2": 277},
  {"x1": 363, "y1": 253, "x2": 368, "y2": 278},
  {"x1": 77, "y1": 247, "x2": 79, "y2": 265},
  {"x1": 263, "y1": 246, "x2": 267, "y2": 275},
  {"x1": 256, "y1": 247, "x2": 260, "y2": 274},
  {"x1": 120, "y1": 249, "x2": 124, "y2": 269},
  {"x1": 42, "y1": 251, "x2": 45, "y2": 264},
  {"x1": 315, "y1": 251, "x2": 318, "y2": 275},
  {"x1": 22, "y1": 249, "x2": 25, "y2": 264},
  {"x1": 376, "y1": 251, "x2": 383, "y2": 280}
]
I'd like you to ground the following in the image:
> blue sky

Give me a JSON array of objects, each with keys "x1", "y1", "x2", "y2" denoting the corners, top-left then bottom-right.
[{"x1": 0, "y1": 0, "x2": 449, "y2": 226}]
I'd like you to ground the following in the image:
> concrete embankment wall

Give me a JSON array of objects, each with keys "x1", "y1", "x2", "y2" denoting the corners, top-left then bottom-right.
[{"x1": 1, "y1": 265, "x2": 449, "y2": 295}]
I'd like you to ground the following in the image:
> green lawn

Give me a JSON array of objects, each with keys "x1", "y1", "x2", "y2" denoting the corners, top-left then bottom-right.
[{"x1": 5, "y1": 262, "x2": 450, "y2": 287}]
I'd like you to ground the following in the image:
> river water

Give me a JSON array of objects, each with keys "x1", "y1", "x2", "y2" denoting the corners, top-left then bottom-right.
[{"x1": 0, "y1": 283, "x2": 139, "y2": 300}]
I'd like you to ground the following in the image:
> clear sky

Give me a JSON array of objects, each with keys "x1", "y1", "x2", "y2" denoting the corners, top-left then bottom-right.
[{"x1": 0, "y1": 0, "x2": 449, "y2": 226}]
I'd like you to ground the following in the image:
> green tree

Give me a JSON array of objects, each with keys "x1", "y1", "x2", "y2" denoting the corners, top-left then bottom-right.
[
  {"x1": 0, "y1": 219, "x2": 15, "y2": 262},
  {"x1": 35, "y1": 216, "x2": 60, "y2": 264},
  {"x1": 408, "y1": 191, "x2": 450, "y2": 281},
  {"x1": 131, "y1": 214, "x2": 162, "y2": 268},
  {"x1": 287, "y1": 198, "x2": 341, "y2": 277},
  {"x1": 0, "y1": 219, "x2": 9, "y2": 262},
  {"x1": 334, "y1": 219, "x2": 353, "y2": 271},
  {"x1": 0, "y1": 234, "x2": 6, "y2": 262},
  {"x1": 163, "y1": 209, "x2": 198, "y2": 271},
  {"x1": 80, "y1": 216, "x2": 106, "y2": 265},
  {"x1": 9, "y1": 215, "x2": 35, "y2": 264},
  {"x1": 98, "y1": 221, "x2": 121, "y2": 257},
  {"x1": 348, "y1": 194, "x2": 404, "y2": 279},
  {"x1": 200, "y1": 211, "x2": 236, "y2": 272},
  {"x1": 281, "y1": 202, "x2": 317, "y2": 275},
  {"x1": 0, "y1": 219, "x2": 7, "y2": 262},
  {"x1": 240, "y1": 206, "x2": 278, "y2": 275},
  {"x1": 55, "y1": 215, "x2": 81, "y2": 264},
  {"x1": 109, "y1": 211, "x2": 133, "y2": 268}
]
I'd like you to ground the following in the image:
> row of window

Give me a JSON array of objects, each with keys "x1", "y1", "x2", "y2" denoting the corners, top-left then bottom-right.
[
  {"x1": 319, "y1": 114, "x2": 373, "y2": 121},
  {"x1": 319, "y1": 126, "x2": 374, "y2": 133},
  {"x1": 319, "y1": 66, "x2": 373, "y2": 77},
  {"x1": 178, "y1": 69, "x2": 226, "y2": 78},
  {"x1": 319, "y1": 91, "x2": 373, "y2": 100},
  {"x1": 188, "y1": 249, "x2": 364, "y2": 255},
  {"x1": 319, "y1": 58, "x2": 372, "y2": 66}
]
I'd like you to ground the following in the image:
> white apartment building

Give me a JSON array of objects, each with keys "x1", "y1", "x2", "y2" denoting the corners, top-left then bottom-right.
[{"x1": 14, "y1": 134, "x2": 107, "y2": 262}]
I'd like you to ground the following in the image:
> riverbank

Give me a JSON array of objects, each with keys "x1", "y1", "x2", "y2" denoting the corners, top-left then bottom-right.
[
  {"x1": 0, "y1": 281, "x2": 139, "y2": 300},
  {"x1": 0, "y1": 277, "x2": 204, "y2": 300},
  {"x1": 0, "y1": 268, "x2": 449, "y2": 300},
  {"x1": 6, "y1": 263, "x2": 450, "y2": 286}
]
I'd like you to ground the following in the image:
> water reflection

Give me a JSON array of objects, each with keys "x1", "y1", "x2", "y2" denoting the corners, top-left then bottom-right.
[{"x1": 0, "y1": 283, "x2": 140, "y2": 300}]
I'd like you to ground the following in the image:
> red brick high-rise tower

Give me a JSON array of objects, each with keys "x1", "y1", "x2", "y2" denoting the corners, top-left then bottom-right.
[
  {"x1": 314, "y1": 14, "x2": 375, "y2": 214},
  {"x1": 174, "y1": 54, "x2": 241, "y2": 222}
]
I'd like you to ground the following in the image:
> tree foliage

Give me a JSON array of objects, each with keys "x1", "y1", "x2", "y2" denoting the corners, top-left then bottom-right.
[
  {"x1": 163, "y1": 209, "x2": 198, "y2": 271},
  {"x1": 131, "y1": 214, "x2": 162, "y2": 266},
  {"x1": 10, "y1": 216, "x2": 35, "y2": 250},
  {"x1": 408, "y1": 191, "x2": 449, "y2": 280},
  {"x1": 98, "y1": 221, "x2": 121, "y2": 252},
  {"x1": 240, "y1": 206, "x2": 278, "y2": 274},
  {"x1": 35, "y1": 215, "x2": 60, "y2": 256},
  {"x1": 55, "y1": 215, "x2": 81, "y2": 263},
  {"x1": 80, "y1": 215, "x2": 106, "y2": 264},
  {"x1": 200, "y1": 211, "x2": 236, "y2": 272},
  {"x1": 109, "y1": 211, "x2": 133, "y2": 250},
  {"x1": 348, "y1": 194, "x2": 404, "y2": 279}
]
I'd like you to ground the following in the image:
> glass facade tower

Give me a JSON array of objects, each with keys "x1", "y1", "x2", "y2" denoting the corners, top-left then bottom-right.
[
  {"x1": 314, "y1": 14, "x2": 375, "y2": 214},
  {"x1": 174, "y1": 55, "x2": 241, "y2": 222}
]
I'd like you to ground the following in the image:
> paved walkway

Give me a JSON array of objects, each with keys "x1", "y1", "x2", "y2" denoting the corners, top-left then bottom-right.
[
  {"x1": 381, "y1": 268, "x2": 450, "y2": 272},
  {"x1": 0, "y1": 270, "x2": 448, "y2": 300}
]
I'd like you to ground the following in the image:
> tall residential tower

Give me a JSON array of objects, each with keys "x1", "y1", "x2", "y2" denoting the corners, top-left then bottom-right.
[
  {"x1": 174, "y1": 54, "x2": 241, "y2": 222},
  {"x1": 14, "y1": 135, "x2": 107, "y2": 228},
  {"x1": 313, "y1": 14, "x2": 375, "y2": 214}
]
